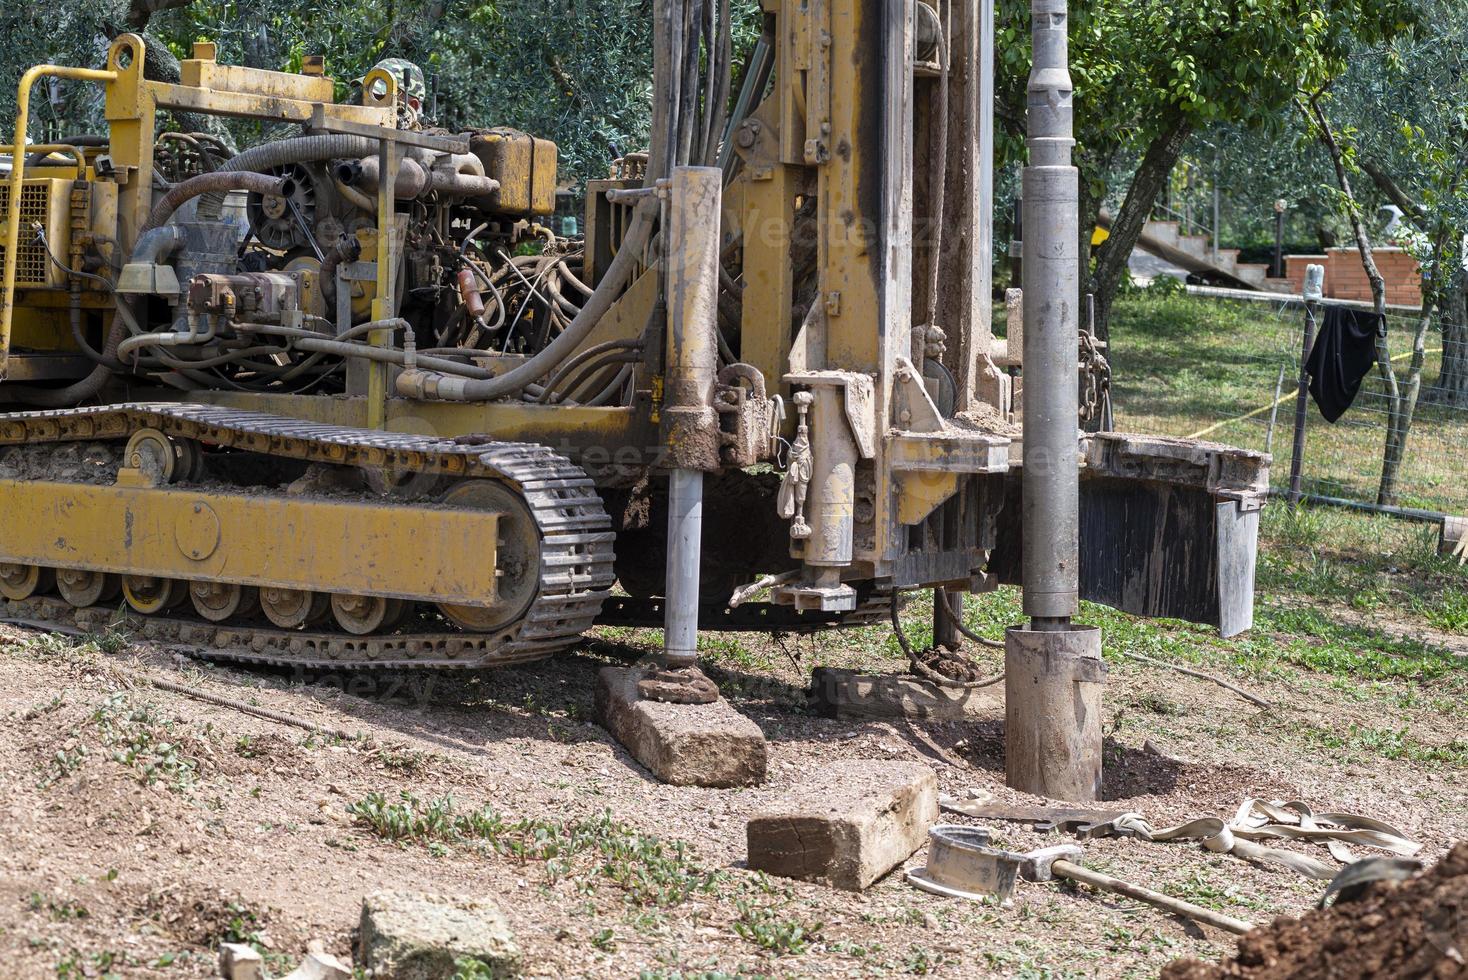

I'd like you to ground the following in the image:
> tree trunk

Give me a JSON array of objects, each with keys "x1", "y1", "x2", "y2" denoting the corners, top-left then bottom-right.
[
  {"x1": 1088, "y1": 115, "x2": 1191, "y2": 347},
  {"x1": 1305, "y1": 98, "x2": 1405, "y2": 507},
  {"x1": 1378, "y1": 305, "x2": 1433, "y2": 507},
  {"x1": 1434, "y1": 276, "x2": 1468, "y2": 405}
]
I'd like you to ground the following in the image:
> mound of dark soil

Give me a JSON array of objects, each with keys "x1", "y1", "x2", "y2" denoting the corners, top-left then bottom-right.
[{"x1": 1164, "y1": 843, "x2": 1468, "y2": 979}]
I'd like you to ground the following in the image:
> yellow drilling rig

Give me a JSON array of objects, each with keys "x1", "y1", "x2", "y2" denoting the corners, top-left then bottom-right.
[{"x1": 0, "y1": 1, "x2": 1265, "y2": 727}]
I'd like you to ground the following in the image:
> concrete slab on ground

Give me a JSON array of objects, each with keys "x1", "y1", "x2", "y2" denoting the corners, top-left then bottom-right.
[
  {"x1": 746, "y1": 759, "x2": 939, "y2": 891},
  {"x1": 358, "y1": 891, "x2": 520, "y2": 980},
  {"x1": 595, "y1": 665, "x2": 768, "y2": 787}
]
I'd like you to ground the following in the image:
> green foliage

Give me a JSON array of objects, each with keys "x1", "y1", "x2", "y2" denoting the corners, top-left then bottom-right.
[
  {"x1": 730, "y1": 900, "x2": 823, "y2": 955},
  {"x1": 1422, "y1": 586, "x2": 1468, "y2": 633},
  {"x1": 348, "y1": 792, "x2": 723, "y2": 906},
  {"x1": 91, "y1": 693, "x2": 200, "y2": 790},
  {"x1": 220, "y1": 901, "x2": 265, "y2": 946},
  {"x1": 995, "y1": 0, "x2": 1415, "y2": 176},
  {"x1": 0, "y1": 0, "x2": 663, "y2": 184},
  {"x1": 1302, "y1": 723, "x2": 1468, "y2": 766}
]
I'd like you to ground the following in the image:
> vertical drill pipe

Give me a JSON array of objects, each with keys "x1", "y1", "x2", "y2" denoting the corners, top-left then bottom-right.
[
  {"x1": 663, "y1": 469, "x2": 704, "y2": 666},
  {"x1": 1020, "y1": 0, "x2": 1080, "y2": 626},
  {"x1": 1, "y1": 65, "x2": 117, "y2": 379},
  {"x1": 979, "y1": 0, "x2": 996, "y2": 330},
  {"x1": 661, "y1": 165, "x2": 723, "y2": 668}
]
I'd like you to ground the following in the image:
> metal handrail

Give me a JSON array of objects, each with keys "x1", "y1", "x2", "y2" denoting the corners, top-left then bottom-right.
[
  {"x1": 0, "y1": 144, "x2": 88, "y2": 178},
  {"x1": 1149, "y1": 201, "x2": 1214, "y2": 243},
  {"x1": 1, "y1": 65, "x2": 117, "y2": 380}
]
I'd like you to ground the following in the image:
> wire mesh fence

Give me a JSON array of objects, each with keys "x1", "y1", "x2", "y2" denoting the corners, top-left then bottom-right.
[{"x1": 1109, "y1": 291, "x2": 1468, "y2": 517}]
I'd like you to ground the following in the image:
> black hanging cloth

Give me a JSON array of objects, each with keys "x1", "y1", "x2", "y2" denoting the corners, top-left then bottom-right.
[{"x1": 1305, "y1": 305, "x2": 1384, "y2": 423}]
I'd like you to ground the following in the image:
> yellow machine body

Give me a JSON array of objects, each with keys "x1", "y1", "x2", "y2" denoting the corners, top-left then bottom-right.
[{"x1": 0, "y1": 15, "x2": 1267, "y2": 666}]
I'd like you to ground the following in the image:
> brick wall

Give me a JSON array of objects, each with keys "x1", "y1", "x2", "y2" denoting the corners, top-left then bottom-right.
[{"x1": 1284, "y1": 248, "x2": 1422, "y2": 306}]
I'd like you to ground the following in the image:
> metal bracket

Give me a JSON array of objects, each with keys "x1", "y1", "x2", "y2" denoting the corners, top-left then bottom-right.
[
  {"x1": 307, "y1": 104, "x2": 469, "y2": 154},
  {"x1": 783, "y1": 370, "x2": 875, "y2": 458}
]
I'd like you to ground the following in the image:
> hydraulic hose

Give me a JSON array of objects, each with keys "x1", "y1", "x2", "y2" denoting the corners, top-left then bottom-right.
[
  {"x1": 8, "y1": 312, "x2": 124, "y2": 407},
  {"x1": 392, "y1": 0, "x2": 722, "y2": 401},
  {"x1": 141, "y1": 172, "x2": 289, "y2": 234},
  {"x1": 128, "y1": 225, "x2": 186, "y2": 265},
  {"x1": 6, "y1": 221, "x2": 172, "y2": 405},
  {"x1": 536, "y1": 339, "x2": 643, "y2": 403},
  {"x1": 396, "y1": 196, "x2": 657, "y2": 401},
  {"x1": 196, "y1": 134, "x2": 382, "y2": 220},
  {"x1": 232, "y1": 319, "x2": 494, "y2": 379},
  {"x1": 23, "y1": 133, "x2": 107, "y2": 169}
]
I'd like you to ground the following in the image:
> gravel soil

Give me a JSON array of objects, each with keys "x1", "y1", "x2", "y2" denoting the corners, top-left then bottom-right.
[{"x1": 0, "y1": 610, "x2": 1462, "y2": 979}]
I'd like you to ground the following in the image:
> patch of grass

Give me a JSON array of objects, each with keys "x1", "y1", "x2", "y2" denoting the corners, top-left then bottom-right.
[
  {"x1": 20, "y1": 626, "x2": 131, "y2": 662},
  {"x1": 349, "y1": 792, "x2": 723, "y2": 907},
  {"x1": 1131, "y1": 692, "x2": 1186, "y2": 716},
  {"x1": 24, "y1": 892, "x2": 88, "y2": 921},
  {"x1": 1422, "y1": 586, "x2": 1468, "y2": 633},
  {"x1": 36, "y1": 692, "x2": 211, "y2": 791},
  {"x1": 1251, "y1": 605, "x2": 1466, "y2": 683},
  {"x1": 1161, "y1": 870, "x2": 1268, "y2": 912},
  {"x1": 452, "y1": 956, "x2": 510, "y2": 979},
  {"x1": 1111, "y1": 295, "x2": 1468, "y2": 515},
  {"x1": 730, "y1": 900, "x2": 823, "y2": 955},
  {"x1": 220, "y1": 901, "x2": 265, "y2": 946},
  {"x1": 40, "y1": 734, "x2": 89, "y2": 788},
  {"x1": 1302, "y1": 723, "x2": 1468, "y2": 767},
  {"x1": 20, "y1": 695, "x2": 64, "y2": 720},
  {"x1": 902, "y1": 944, "x2": 946, "y2": 974},
  {"x1": 88, "y1": 626, "x2": 132, "y2": 655},
  {"x1": 22, "y1": 632, "x2": 90, "y2": 661},
  {"x1": 55, "y1": 949, "x2": 123, "y2": 980},
  {"x1": 91, "y1": 693, "x2": 202, "y2": 791},
  {"x1": 371, "y1": 744, "x2": 433, "y2": 775}
]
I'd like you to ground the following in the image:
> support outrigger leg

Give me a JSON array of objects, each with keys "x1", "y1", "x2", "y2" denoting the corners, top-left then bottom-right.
[{"x1": 638, "y1": 165, "x2": 723, "y2": 706}]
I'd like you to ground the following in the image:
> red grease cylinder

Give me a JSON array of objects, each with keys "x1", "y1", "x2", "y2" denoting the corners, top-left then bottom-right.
[{"x1": 456, "y1": 268, "x2": 485, "y2": 320}]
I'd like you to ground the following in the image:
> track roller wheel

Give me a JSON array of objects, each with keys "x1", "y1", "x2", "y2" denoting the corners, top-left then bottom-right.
[
  {"x1": 331, "y1": 594, "x2": 404, "y2": 635},
  {"x1": 56, "y1": 569, "x2": 120, "y2": 608},
  {"x1": 435, "y1": 480, "x2": 541, "y2": 632},
  {"x1": 122, "y1": 576, "x2": 189, "y2": 615},
  {"x1": 260, "y1": 587, "x2": 330, "y2": 630},
  {"x1": 190, "y1": 581, "x2": 259, "y2": 622},
  {"x1": 174, "y1": 438, "x2": 208, "y2": 481},
  {"x1": 0, "y1": 563, "x2": 54, "y2": 601}
]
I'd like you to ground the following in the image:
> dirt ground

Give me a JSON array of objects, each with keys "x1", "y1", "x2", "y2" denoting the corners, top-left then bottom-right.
[{"x1": 0, "y1": 586, "x2": 1463, "y2": 979}]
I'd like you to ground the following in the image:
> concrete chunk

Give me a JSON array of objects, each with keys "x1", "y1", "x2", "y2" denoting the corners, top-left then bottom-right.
[
  {"x1": 359, "y1": 891, "x2": 519, "y2": 980},
  {"x1": 218, "y1": 943, "x2": 263, "y2": 980},
  {"x1": 280, "y1": 951, "x2": 352, "y2": 980},
  {"x1": 747, "y1": 760, "x2": 939, "y2": 890},
  {"x1": 595, "y1": 666, "x2": 767, "y2": 787},
  {"x1": 809, "y1": 666, "x2": 1002, "y2": 721}
]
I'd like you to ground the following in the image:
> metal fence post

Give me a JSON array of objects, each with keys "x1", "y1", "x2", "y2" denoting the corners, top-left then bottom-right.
[{"x1": 1287, "y1": 264, "x2": 1325, "y2": 507}]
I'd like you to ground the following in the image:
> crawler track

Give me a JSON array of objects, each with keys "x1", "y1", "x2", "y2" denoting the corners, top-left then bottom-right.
[{"x1": 0, "y1": 402, "x2": 616, "y2": 668}]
